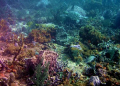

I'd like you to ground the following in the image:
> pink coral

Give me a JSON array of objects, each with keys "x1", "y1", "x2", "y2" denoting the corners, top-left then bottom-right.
[
  {"x1": 39, "y1": 50, "x2": 58, "y2": 72},
  {"x1": 25, "y1": 50, "x2": 58, "y2": 74}
]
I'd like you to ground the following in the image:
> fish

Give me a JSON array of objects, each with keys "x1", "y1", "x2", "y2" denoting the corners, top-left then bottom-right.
[
  {"x1": 85, "y1": 55, "x2": 96, "y2": 63},
  {"x1": 70, "y1": 44, "x2": 82, "y2": 50}
]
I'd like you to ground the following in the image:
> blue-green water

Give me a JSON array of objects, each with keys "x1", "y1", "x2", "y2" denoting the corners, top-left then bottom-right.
[{"x1": 0, "y1": 0, "x2": 120, "y2": 86}]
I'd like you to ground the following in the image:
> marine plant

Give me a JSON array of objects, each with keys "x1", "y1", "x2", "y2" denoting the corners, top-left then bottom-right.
[
  {"x1": 37, "y1": 23, "x2": 57, "y2": 39},
  {"x1": 32, "y1": 61, "x2": 49, "y2": 86},
  {"x1": 3, "y1": 43, "x2": 20, "y2": 56},
  {"x1": 0, "y1": 19, "x2": 10, "y2": 32},
  {"x1": 79, "y1": 25, "x2": 108, "y2": 46},
  {"x1": 38, "y1": 50, "x2": 58, "y2": 73},
  {"x1": 98, "y1": 40, "x2": 120, "y2": 63},
  {"x1": 82, "y1": 49, "x2": 99, "y2": 57},
  {"x1": 64, "y1": 44, "x2": 83, "y2": 63},
  {"x1": 27, "y1": 21, "x2": 34, "y2": 28},
  {"x1": 0, "y1": 19, "x2": 16, "y2": 42},
  {"x1": 26, "y1": 29, "x2": 51, "y2": 43}
]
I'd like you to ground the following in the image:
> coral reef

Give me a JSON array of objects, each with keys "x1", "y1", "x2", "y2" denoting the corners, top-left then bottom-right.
[
  {"x1": 79, "y1": 25, "x2": 109, "y2": 46},
  {"x1": 56, "y1": 30, "x2": 68, "y2": 45},
  {"x1": 3, "y1": 43, "x2": 20, "y2": 56},
  {"x1": 26, "y1": 29, "x2": 52, "y2": 43},
  {"x1": 0, "y1": 0, "x2": 120, "y2": 86},
  {"x1": 88, "y1": 76, "x2": 101, "y2": 86},
  {"x1": 38, "y1": 50, "x2": 58, "y2": 73},
  {"x1": 37, "y1": 23, "x2": 57, "y2": 39},
  {"x1": 64, "y1": 44, "x2": 83, "y2": 63},
  {"x1": 0, "y1": 19, "x2": 13, "y2": 42},
  {"x1": 0, "y1": 19, "x2": 10, "y2": 32},
  {"x1": 32, "y1": 60, "x2": 49, "y2": 86}
]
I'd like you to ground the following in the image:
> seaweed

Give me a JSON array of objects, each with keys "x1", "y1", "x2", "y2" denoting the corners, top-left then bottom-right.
[{"x1": 32, "y1": 61, "x2": 49, "y2": 86}]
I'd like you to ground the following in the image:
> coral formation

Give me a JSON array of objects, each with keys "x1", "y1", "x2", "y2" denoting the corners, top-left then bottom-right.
[
  {"x1": 0, "y1": 19, "x2": 10, "y2": 32},
  {"x1": 38, "y1": 50, "x2": 58, "y2": 72},
  {"x1": 79, "y1": 25, "x2": 109, "y2": 45},
  {"x1": 26, "y1": 29, "x2": 51, "y2": 43},
  {"x1": 88, "y1": 76, "x2": 101, "y2": 86},
  {"x1": 0, "y1": 0, "x2": 120, "y2": 86},
  {"x1": 37, "y1": 23, "x2": 57, "y2": 39},
  {"x1": 3, "y1": 43, "x2": 20, "y2": 56},
  {"x1": 64, "y1": 44, "x2": 83, "y2": 63}
]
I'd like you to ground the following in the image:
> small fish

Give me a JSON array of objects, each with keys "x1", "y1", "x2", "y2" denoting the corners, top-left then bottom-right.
[
  {"x1": 85, "y1": 56, "x2": 96, "y2": 63},
  {"x1": 71, "y1": 44, "x2": 82, "y2": 50}
]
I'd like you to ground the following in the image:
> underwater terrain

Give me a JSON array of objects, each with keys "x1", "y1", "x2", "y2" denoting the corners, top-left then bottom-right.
[{"x1": 0, "y1": 0, "x2": 120, "y2": 86}]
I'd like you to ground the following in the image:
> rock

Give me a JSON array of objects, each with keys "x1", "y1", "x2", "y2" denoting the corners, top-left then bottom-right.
[
  {"x1": 0, "y1": 77, "x2": 9, "y2": 86},
  {"x1": 9, "y1": 72, "x2": 15, "y2": 83},
  {"x1": 85, "y1": 67, "x2": 95, "y2": 76},
  {"x1": 56, "y1": 31, "x2": 68, "y2": 45},
  {"x1": 89, "y1": 76, "x2": 101, "y2": 86},
  {"x1": 10, "y1": 82, "x2": 19, "y2": 86},
  {"x1": 65, "y1": 5, "x2": 87, "y2": 22},
  {"x1": 96, "y1": 68, "x2": 107, "y2": 77}
]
